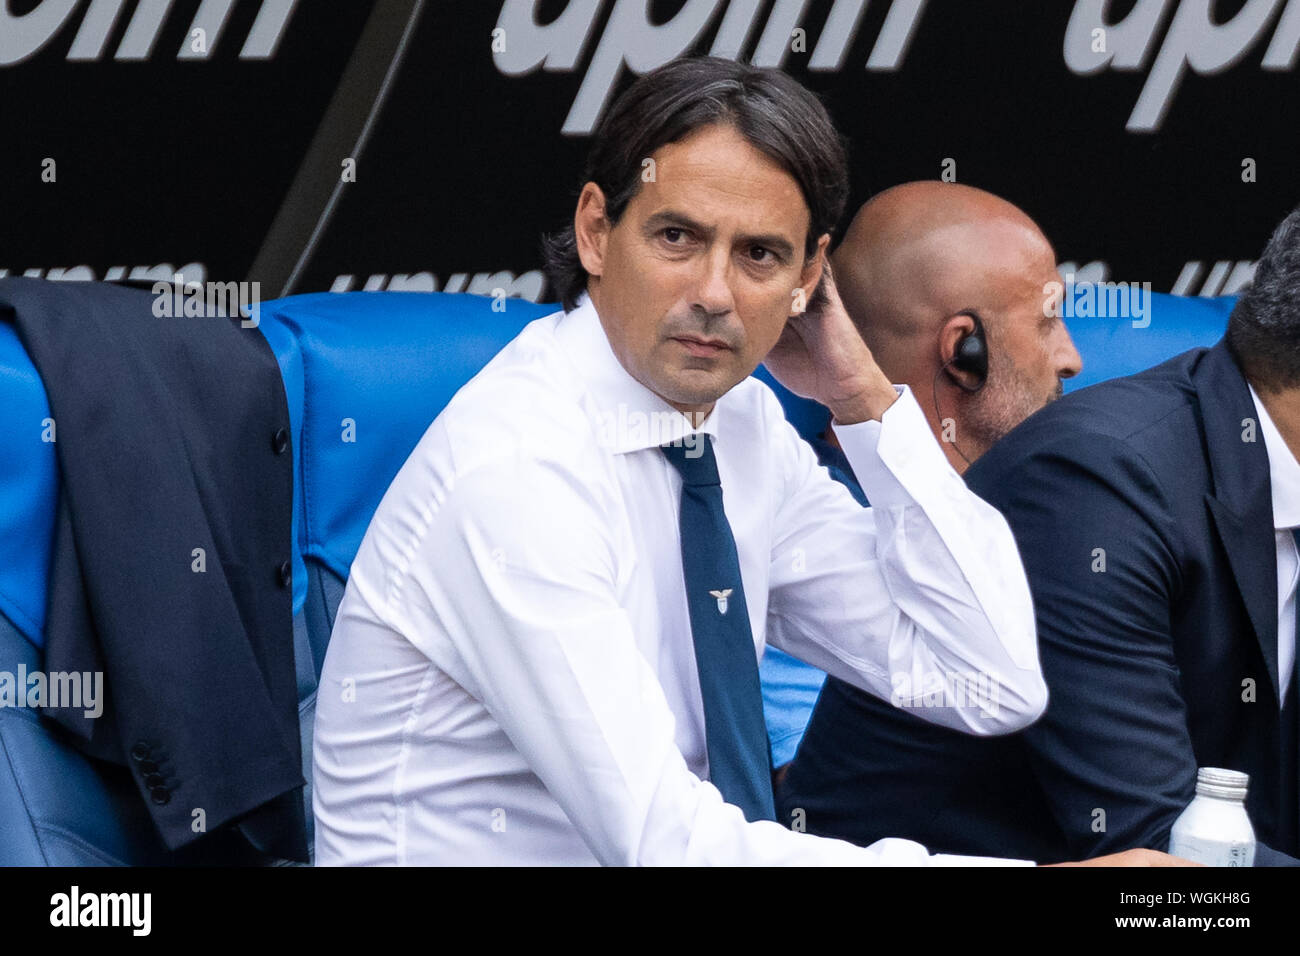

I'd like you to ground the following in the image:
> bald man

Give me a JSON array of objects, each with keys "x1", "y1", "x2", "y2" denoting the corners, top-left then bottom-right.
[
  {"x1": 832, "y1": 181, "x2": 1081, "y2": 469},
  {"x1": 759, "y1": 182, "x2": 1081, "y2": 776}
]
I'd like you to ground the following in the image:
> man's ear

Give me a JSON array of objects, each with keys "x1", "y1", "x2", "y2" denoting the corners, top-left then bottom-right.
[
  {"x1": 794, "y1": 233, "x2": 831, "y2": 315},
  {"x1": 574, "y1": 183, "x2": 611, "y2": 280},
  {"x1": 938, "y1": 311, "x2": 981, "y2": 387}
]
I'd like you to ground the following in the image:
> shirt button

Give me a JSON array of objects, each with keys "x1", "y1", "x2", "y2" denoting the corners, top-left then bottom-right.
[
  {"x1": 130, "y1": 742, "x2": 151, "y2": 762},
  {"x1": 271, "y1": 427, "x2": 290, "y2": 455},
  {"x1": 277, "y1": 560, "x2": 292, "y2": 589},
  {"x1": 150, "y1": 787, "x2": 171, "y2": 806}
]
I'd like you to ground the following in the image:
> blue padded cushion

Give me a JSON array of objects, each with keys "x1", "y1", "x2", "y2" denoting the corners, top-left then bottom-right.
[
  {"x1": 1062, "y1": 291, "x2": 1235, "y2": 392},
  {"x1": 251, "y1": 293, "x2": 556, "y2": 586},
  {"x1": 0, "y1": 323, "x2": 56, "y2": 649}
]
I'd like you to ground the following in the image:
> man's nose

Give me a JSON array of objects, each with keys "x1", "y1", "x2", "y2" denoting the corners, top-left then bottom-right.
[
  {"x1": 690, "y1": 247, "x2": 736, "y2": 317},
  {"x1": 1055, "y1": 324, "x2": 1083, "y2": 380}
]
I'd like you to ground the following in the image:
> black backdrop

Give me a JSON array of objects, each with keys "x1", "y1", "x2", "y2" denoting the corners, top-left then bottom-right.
[{"x1": 3, "y1": 0, "x2": 1298, "y2": 303}]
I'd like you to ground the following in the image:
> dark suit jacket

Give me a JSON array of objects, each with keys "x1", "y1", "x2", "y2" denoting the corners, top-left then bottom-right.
[
  {"x1": 779, "y1": 338, "x2": 1300, "y2": 865},
  {"x1": 0, "y1": 277, "x2": 308, "y2": 860}
]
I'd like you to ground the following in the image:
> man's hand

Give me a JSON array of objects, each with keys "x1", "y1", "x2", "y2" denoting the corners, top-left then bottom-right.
[
  {"x1": 1042, "y1": 849, "x2": 1203, "y2": 867},
  {"x1": 763, "y1": 260, "x2": 899, "y2": 425}
]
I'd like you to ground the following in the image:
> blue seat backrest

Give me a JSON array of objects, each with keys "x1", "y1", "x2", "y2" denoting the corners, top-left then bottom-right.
[
  {"x1": 251, "y1": 292, "x2": 836, "y2": 599},
  {"x1": 0, "y1": 323, "x2": 56, "y2": 650},
  {"x1": 1061, "y1": 290, "x2": 1236, "y2": 393},
  {"x1": 253, "y1": 292, "x2": 556, "y2": 592}
]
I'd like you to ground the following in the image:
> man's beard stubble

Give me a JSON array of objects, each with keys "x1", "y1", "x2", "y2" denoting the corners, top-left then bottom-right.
[{"x1": 963, "y1": 358, "x2": 1064, "y2": 457}]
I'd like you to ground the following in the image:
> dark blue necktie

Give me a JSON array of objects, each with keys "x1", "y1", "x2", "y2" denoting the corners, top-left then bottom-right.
[{"x1": 662, "y1": 435, "x2": 775, "y2": 822}]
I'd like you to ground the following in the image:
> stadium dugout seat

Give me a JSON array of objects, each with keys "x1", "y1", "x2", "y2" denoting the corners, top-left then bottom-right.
[
  {"x1": 0, "y1": 287, "x2": 1238, "y2": 864},
  {"x1": 1060, "y1": 288, "x2": 1237, "y2": 393}
]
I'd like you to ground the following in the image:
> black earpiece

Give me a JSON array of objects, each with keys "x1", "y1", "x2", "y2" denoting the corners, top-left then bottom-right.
[{"x1": 945, "y1": 309, "x2": 988, "y2": 392}]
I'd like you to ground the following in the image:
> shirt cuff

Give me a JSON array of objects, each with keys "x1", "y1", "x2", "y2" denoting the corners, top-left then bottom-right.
[
  {"x1": 932, "y1": 854, "x2": 1038, "y2": 866},
  {"x1": 830, "y1": 384, "x2": 964, "y2": 510}
]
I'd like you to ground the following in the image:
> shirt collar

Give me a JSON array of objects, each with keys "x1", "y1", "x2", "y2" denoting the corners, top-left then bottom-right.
[
  {"x1": 1248, "y1": 382, "x2": 1300, "y2": 529},
  {"x1": 555, "y1": 291, "x2": 722, "y2": 455}
]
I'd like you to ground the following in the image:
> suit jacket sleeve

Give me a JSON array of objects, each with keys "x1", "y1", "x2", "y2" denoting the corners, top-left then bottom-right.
[{"x1": 968, "y1": 428, "x2": 1297, "y2": 865}]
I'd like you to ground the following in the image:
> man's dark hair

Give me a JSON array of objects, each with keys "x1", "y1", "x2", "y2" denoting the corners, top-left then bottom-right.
[
  {"x1": 542, "y1": 56, "x2": 849, "y2": 311},
  {"x1": 1228, "y1": 204, "x2": 1300, "y2": 391}
]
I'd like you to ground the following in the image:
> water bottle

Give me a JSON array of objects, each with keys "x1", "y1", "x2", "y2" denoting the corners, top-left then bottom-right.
[{"x1": 1168, "y1": 767, "x2": 1256, "y2": 866}]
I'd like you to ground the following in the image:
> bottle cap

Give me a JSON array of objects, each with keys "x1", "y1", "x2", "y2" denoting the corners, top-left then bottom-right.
[{"x1": 1195, "y1": 767, "x2": 1249, "y2": 800}]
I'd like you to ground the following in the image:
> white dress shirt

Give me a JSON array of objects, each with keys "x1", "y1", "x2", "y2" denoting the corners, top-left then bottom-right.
[
  {"x1": 1248, "y1": 384, "x2": 1300, "y2": 699},
  {"x1": 312, "y1": 293, "x2": 1046, "y2": 866}
]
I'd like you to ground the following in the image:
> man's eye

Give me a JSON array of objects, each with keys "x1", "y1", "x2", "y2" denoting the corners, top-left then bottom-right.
[
  {"x1": 749, "y1": 246, "x2": 772, "y2": 263},
  {"x1": 662, "y1": 228, "x2": 684, "y2": 243}
]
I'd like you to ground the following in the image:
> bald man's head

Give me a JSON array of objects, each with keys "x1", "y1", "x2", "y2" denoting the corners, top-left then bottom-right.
[{"x1": 829, "y1": 182, "x2": 1081, "y2": 470}]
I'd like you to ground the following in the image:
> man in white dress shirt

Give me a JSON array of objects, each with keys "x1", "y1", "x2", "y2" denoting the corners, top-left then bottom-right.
[{"x1": 312, "y1": 56, "x2": 1179, "y2": 866}]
